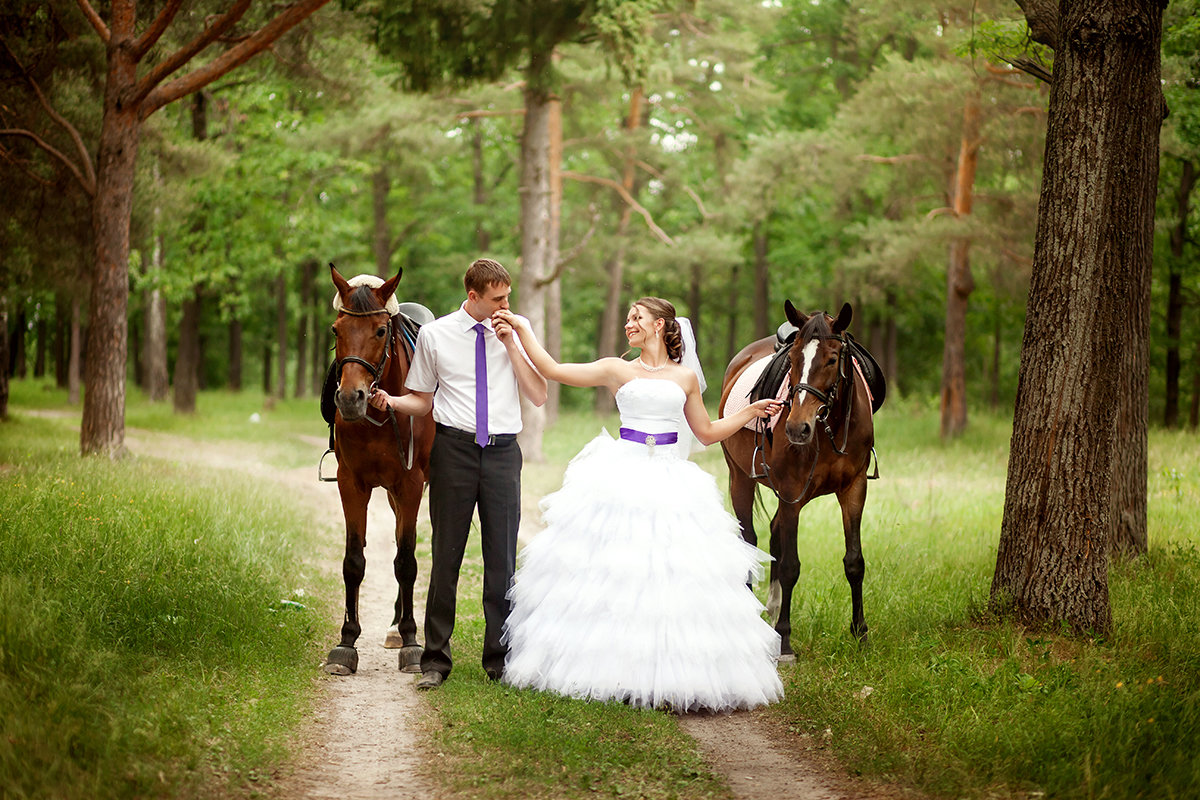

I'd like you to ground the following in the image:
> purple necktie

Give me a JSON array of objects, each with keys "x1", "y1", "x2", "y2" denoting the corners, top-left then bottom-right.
[{"x1": 473, "y1": 323, "x2": 488, "y2": 447}]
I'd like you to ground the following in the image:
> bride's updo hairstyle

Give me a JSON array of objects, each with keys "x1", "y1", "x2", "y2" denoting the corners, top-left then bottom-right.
[{"x1": 634, "y1": 297, "x2": 684, "y2": 363}]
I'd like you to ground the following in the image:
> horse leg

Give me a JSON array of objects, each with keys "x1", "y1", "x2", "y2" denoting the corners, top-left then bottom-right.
[
  {"x1": 838, "y1": 473, "x2": 870, "y2": 645},
  {"x1": 770, "y1": 502, "x2": 802, "y2": 662},
  {"x1": 325, "y1": 482, "x2": 369, "y2": 675},
  {"x1": 726, "y1": 451, "x2": 758, "y2": 549},
  {"x1": 386, "y1": 479, "x2": 424, "y2": 673}
]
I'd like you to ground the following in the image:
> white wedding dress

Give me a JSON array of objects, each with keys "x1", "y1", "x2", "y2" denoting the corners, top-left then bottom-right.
[{"x1": 501, "y1": 378, "x2": 783, "y2": 712}]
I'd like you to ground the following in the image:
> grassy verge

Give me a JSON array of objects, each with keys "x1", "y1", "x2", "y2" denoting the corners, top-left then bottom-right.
[
  {"x1": 0, "y1": 388, "x2": 335, "y2": 799},
  {"x1": 759, "y1": 396, "x2": 1200, "y2": 799},
  {"x1": 6, "y1": 379, "x2": 1198, "y2": 799}
]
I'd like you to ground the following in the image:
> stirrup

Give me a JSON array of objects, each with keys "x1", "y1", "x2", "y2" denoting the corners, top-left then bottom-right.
[
  {"x1": 867, "y1": 446, "x2": 880, "y2": 480},
  {"x1": 318, "y1": 448, "x2": 339, "y2": 482},
  {"x1": 750, "y1": 444, "x2": 767, "y2": 479}
]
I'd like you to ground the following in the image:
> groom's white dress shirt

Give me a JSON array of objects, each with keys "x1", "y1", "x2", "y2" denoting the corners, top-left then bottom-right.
[{"x1": 405, "y1": 303, "x2": 533, "y2": 436}]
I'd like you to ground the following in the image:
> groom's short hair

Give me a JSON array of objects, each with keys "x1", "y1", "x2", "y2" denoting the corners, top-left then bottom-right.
[{"x1": 465, "y1": 259, "x2": 512, "y2": 294}]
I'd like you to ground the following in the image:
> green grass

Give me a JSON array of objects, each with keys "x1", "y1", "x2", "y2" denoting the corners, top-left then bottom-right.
[
  {"x1": 0, "y1": 392, "x2": 335, "y2": 799},
  {"x1": 5, "y1": 380, "x2": 1199, "y2": 799},
  {"x1": 760, "y1": 395, "x2": 1200, "y2": 800}
]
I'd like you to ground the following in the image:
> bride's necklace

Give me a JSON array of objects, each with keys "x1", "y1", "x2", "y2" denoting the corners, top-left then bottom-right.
[{"x1": 637, "y1": 357, "x2": 668, "y2": 372}]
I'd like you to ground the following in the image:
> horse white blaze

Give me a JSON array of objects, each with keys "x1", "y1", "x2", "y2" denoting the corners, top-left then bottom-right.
[{"x1": 795, "y1": 339, "x2": 819, "y2": 406}]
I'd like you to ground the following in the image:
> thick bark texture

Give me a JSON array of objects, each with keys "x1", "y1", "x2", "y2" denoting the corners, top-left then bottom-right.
[
  {"x1": 992, "y1": 0, "x2": 1165, "y2": 632},
  {"x1": 81, "y1": 40, "x2": 140, "y2": 456}
]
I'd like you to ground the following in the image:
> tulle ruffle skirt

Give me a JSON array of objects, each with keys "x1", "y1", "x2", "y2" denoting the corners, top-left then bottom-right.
[{"x1": 502, "y1": 431, "x2": 783, "y2": 712}]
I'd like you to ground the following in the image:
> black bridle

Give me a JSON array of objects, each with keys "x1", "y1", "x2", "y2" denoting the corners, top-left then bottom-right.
[
  {"x1": 333, "y1": 308, "x2": 394, "y2": 396},
  {"x1": 753, "y1": 334, "x2": 855, "y2": 505},
  {"x1": 331, "y1": 308, "x2": 412, "y2": 470}
]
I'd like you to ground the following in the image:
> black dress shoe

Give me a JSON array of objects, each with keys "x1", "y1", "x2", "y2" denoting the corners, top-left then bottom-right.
[{"x1": 415, "y1": 670, "x2": 444, "y2": 690}]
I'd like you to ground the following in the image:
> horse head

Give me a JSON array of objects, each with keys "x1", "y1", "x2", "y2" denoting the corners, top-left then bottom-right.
[
  {"x1": 783, "y1": 300, "x2": 853, "y2": 447},
  {"x1": 330, "y1": 264, "x2": 403, "y2": 422}
]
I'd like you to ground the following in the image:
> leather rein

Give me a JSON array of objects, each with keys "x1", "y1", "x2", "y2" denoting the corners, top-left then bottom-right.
[{"x1": 333, "y1": 308, "x2": 414, "y2": 470}]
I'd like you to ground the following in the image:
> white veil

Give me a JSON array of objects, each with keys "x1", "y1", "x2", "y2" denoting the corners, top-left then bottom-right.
[{"x1": 676, "y1": 316, "x2": 707, "y2": 457}]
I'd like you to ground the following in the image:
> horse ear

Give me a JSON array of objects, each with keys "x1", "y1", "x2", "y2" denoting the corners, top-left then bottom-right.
[
  {"x1": 378, "y1": 268, "x2": 403, "y2": 309},
  {"x1": 330, "y1": 263, "x2": 351, "y2": 299},
  {"x1": 784, "y1": 300, "x2": 808, "y2": 329},
  {"x1": 832, "y1": 302, "x2": 853, "y2": 334}
]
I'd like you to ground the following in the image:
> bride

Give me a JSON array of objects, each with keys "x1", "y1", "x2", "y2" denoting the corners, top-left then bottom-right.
[{"x1": 492, "y1": 297, "x2": 784, "y2": 712}]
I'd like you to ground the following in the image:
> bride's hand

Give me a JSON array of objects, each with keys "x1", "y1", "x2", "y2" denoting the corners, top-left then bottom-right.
[
  {"x1": 749, "y1": 399, "x2": 783, "y2": 419},
  {"x1": 492, "y1": 309, "x2": 524, "y2": 340}
]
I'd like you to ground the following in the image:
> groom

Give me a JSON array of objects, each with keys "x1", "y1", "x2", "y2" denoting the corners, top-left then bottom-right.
[{"x1": 369, "y1": 258, "x2": 547, "y2": 689}]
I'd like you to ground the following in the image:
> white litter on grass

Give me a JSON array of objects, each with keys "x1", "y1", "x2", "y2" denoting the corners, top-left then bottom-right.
[{"x1": 249, "y1": 412, "x2": 261, "y2": 423}]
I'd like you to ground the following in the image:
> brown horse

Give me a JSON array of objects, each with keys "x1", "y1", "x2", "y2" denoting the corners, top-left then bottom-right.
[
  {"x1": 719, "y1": 301, "x2": 876, "y2": 659},
  {"x1": 324, "y1": 265, "x2": 434, "y2": 675}
]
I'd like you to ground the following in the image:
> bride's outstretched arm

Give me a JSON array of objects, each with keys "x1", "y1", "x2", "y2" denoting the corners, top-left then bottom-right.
[
  {"x1": 682, "y1": 375, "x2": 781, "y2": 445},
  {"x1": 493, "y1": 309, "x2": 623, "y2": 390}
]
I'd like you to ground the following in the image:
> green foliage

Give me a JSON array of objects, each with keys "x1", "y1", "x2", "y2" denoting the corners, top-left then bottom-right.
[{"x1": 0, "y1": 410, "x2": 333, "y2": 799}]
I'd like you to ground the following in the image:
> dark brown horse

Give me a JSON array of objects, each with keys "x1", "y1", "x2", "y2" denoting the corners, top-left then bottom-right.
[
  {"x1": 719, "y1": 301, "x2": 876, "y2": 659},
  {"x1": 324, "y1": 265, "x2": 434, "y2": 675}
]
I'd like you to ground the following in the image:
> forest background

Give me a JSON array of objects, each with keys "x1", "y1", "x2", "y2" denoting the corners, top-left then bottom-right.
[{"x1": 2, "y1": 0, "x2": 1196, "y2": 444}]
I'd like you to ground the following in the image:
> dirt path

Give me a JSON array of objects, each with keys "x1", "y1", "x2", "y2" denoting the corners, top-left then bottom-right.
[
  {"x1": 124, "y1": 429, "x2": 435, "y2": 799},
  {"x1": 123, "y1": 426, "x2": 913, "y2": 800}
]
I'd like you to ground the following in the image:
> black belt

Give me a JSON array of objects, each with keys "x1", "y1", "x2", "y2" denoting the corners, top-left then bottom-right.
[{"x1": 436, "y1": 422, "x2": 518, "y2": 446}]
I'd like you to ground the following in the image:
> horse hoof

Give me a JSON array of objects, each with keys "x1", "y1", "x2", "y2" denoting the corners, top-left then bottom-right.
[
  {"x1": 399, "y1": 644, "x2": 423, "y2": 673},
  {"x1": 324, "y1": 645, "x2": 358, "y2": 675},
  {"x1": 777, "y1": 652, "x2": 797, "y2": 664},
  {"x1": 384, "y1": 626, "x2": 404, "y2": 649}
]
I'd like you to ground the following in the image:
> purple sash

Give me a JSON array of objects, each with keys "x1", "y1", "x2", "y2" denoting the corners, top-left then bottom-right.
[{"x1": 619, "y1": 427, "x2": 678, "y2": 446}]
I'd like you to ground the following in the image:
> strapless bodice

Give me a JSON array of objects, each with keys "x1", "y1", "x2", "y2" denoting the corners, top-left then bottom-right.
[{"x1": 615, "y1": 378, "x2": 686, "y2": 435}]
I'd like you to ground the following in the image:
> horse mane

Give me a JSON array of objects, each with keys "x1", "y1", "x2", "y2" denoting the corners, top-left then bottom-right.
[{"x1": 344, "y1": 285, "x2": 387, "y2": 315}]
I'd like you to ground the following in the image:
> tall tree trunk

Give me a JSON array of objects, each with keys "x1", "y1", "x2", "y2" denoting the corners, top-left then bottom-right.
[
  {"x1": 993, "y1": 0, "x2": 1165, "y2": 633},
  {"x1": 174, "y1": 290, "x2": 201, "y2": 413},
  {"x1": 34, "y1": 318, "x2": 47, "y2": 378},
  {"x1": 144, "y1": 231, "x2": 169, "y2": 402},
  {"x1": 0, "y1": 307, "x2": 8, "y2": 419},
  {"x1": 544, "y1": 93, "x2": 563, "y2": 424},
  {"x1": 595, "y1": 87, "x2": 644, "y2": 414},
  {"x1": 276, "y1": 272, "x2": 287, "y2": 400},
  {"x1": 516, "y1": 47, "x2": 558, "y2": 461},
  {"x1": 940, "y1": 90, "x2": 981, "y2": 439},
  {"x1": 472, "y1": 118, "x2": 492, "y2": 253},
  {"x1": 55, "y1": 293, "x2": 68, "y2": 388},
  {"x1": 752, "y1": 220, "x2": 770, "y2": 340},
  {"x1": 81, "y1": 88, "x2": 138, "y2": 455},
  {"x1": 725, "y1": 262, "x2": 741, "y2": 366},
  {"x1": 373, "y1": 165, "x2": 391, "y2": 275},
  {"x1": 229, "y1": 318, "x2": 243, "y2": 391},
  {"x1": 296, "y1": 258, "x2": 316, "y2": 398},
  {"x1": 1164, "y1": 159, "x2": 1196, "y2": 427},
  {"x1": 310, "y1": 313, "x2": 324, "y2": 397},
  {"x1": 68, "y1": 297, "x2": 82, "y2": 406},
  {"x1": 10, "y1": 308, "x2": 27, "y2": 379},
  {"x1": 1191, "y1": 339, "x2": 1200, "y2": 430},
  {"x1": 263, "y1": 343, "x2": 272, "y2": 396}
]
